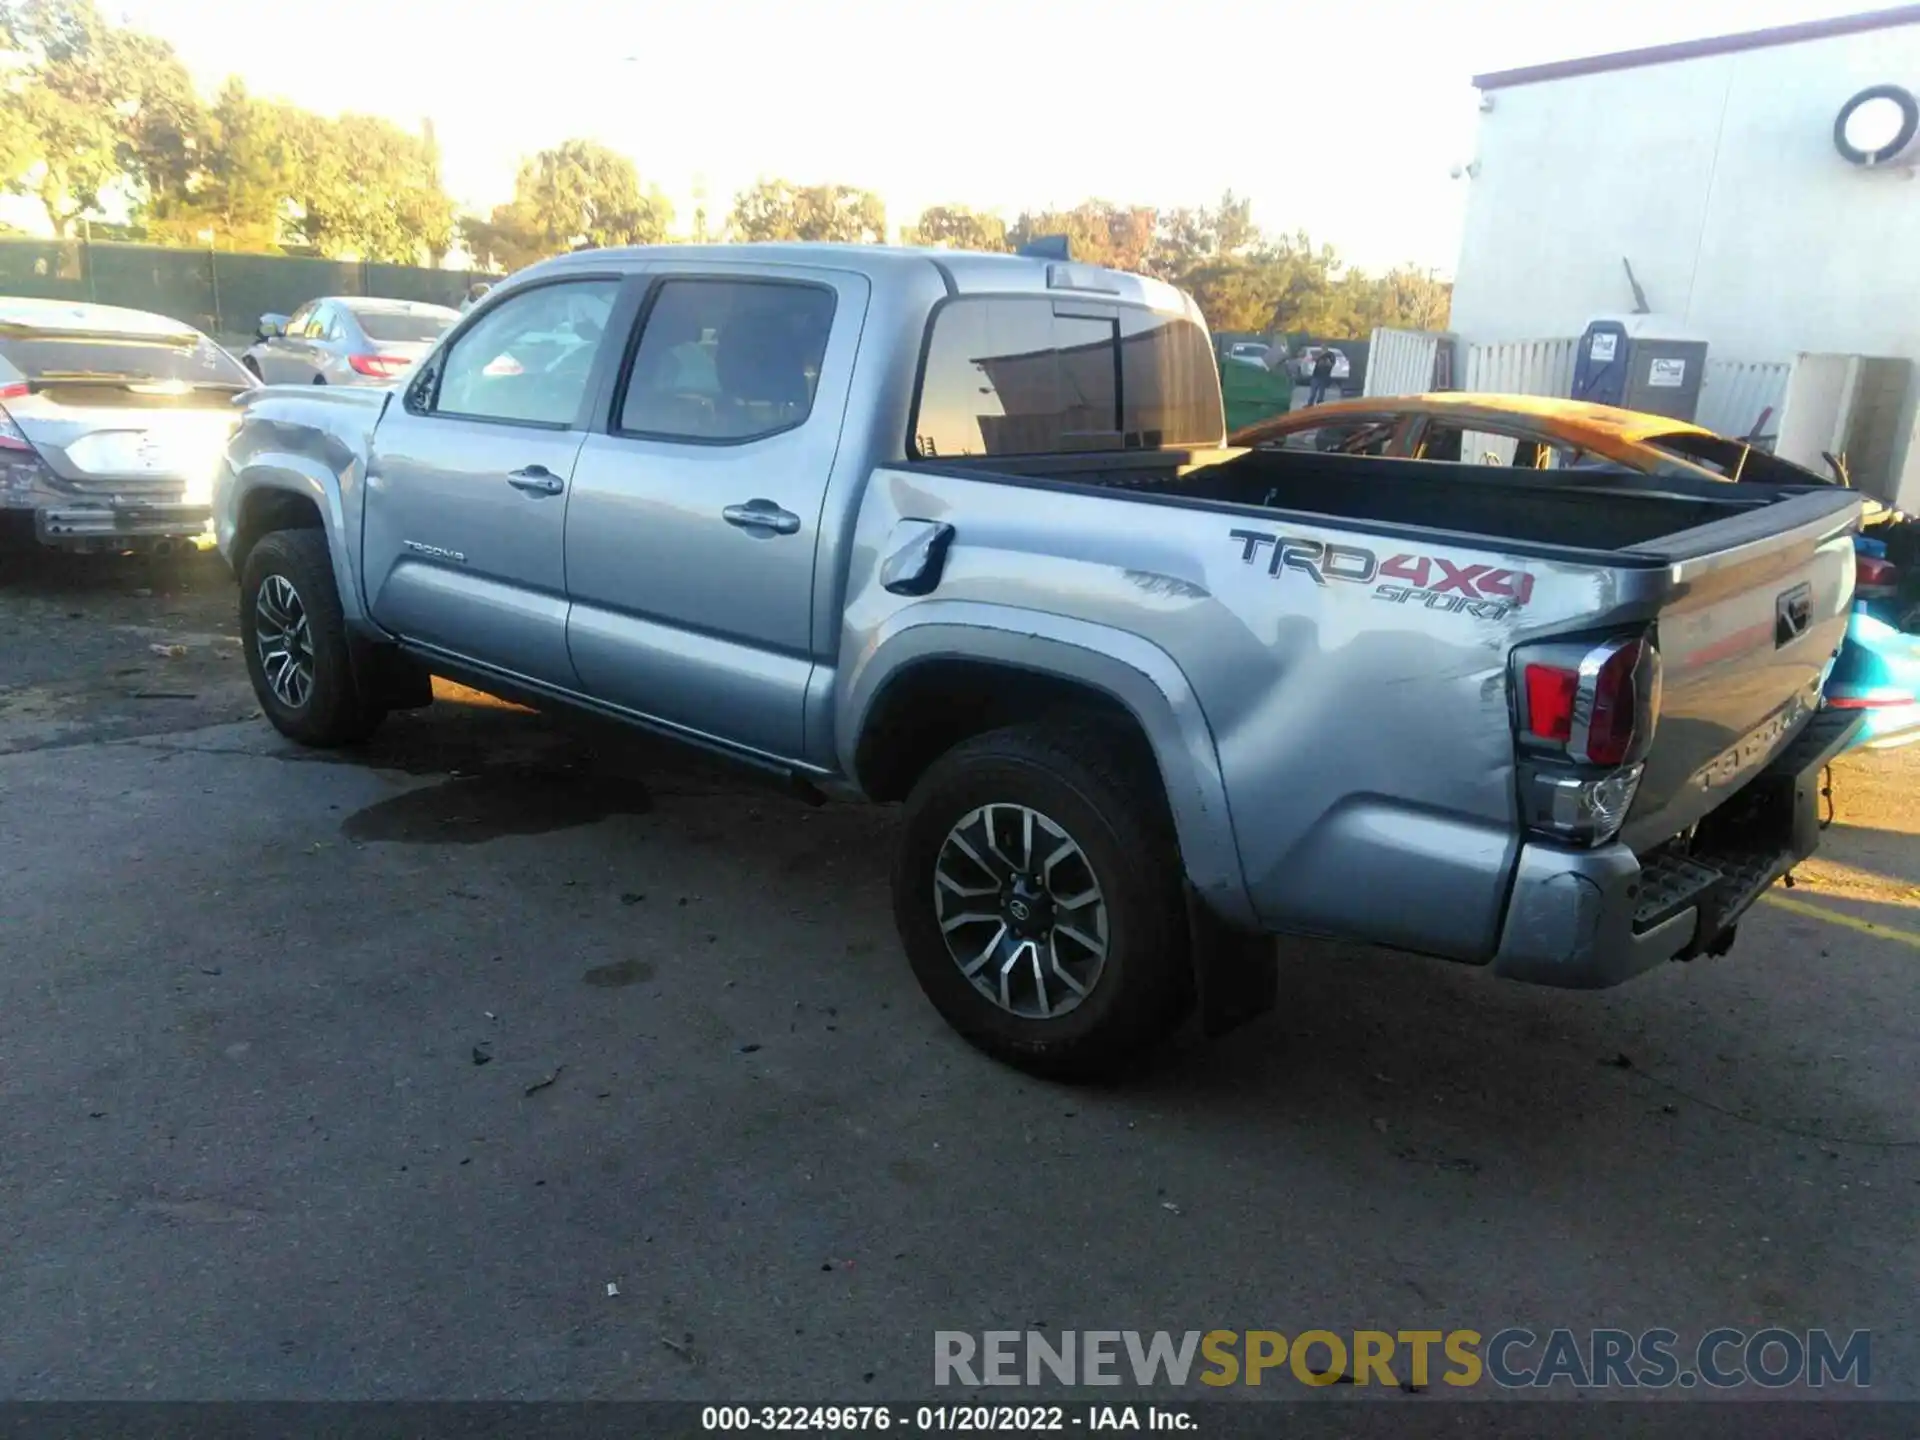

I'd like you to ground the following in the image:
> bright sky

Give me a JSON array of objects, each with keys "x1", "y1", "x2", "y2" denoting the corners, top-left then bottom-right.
[{"x1": 106, "y1": 0, "x2": 1873, "y2": 275}]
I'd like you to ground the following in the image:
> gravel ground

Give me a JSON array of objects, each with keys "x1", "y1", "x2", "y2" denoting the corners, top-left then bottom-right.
[{"x1": 2, "y1": 547, "x2": 1915, "y2": 1405}]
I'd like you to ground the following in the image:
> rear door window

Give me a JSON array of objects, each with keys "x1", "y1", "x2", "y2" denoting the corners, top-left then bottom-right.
[
  {"x1": 618, "y1": 279, "x2": 836, "y2": 442},
  {"x1": 912, "y1": 296, "x2": 1219, "y2": 459}
]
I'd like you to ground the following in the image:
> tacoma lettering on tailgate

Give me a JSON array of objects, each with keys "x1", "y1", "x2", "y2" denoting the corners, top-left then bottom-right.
[{"x1": 1229, "y1": 528, "x2": 1533, "y2": 621}]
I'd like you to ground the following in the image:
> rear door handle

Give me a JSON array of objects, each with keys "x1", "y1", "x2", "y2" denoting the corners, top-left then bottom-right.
[
  {"x1": 507, "y1": 465, "x2": 564, "y2": 496},
  {"x1": 722, "y1": 499, "x2": 801, "y2": 536}
]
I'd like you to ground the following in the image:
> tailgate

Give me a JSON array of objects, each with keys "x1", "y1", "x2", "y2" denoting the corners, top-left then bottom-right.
[{"x1": 1620, "y1": 489, "x2": 1860, "y2": 851}]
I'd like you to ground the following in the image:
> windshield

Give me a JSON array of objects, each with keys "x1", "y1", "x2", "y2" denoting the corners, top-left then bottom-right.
[
  {"x1": 354, "y1": 309, "x2": 455, "y2": 344},
  {"x1": 912, "y1": 296, "x2": 1221, "y2": 458},
  {"x1": 0, "y1": 331, "x2": 253, "y2": 388}
]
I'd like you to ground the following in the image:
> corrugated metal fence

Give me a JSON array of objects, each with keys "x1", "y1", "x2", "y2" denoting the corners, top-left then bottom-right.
[
  {"x1": 1363, "y1": 327, "x2": 1452, "y2": 398},
  {"x1": 1696, "y1": 359, "x2": 1792, "y2": 443},
  {"x1": 1462, "y1": 337, "x2": 1581, "y2": 399},
  {"x1": 0, "y1": 238, "x2": 496, "y2": 348}
]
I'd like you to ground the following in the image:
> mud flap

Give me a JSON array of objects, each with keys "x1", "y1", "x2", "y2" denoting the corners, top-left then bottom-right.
[
  {"x1": 1187, "y1": 886, "x2": 1277, "y2": 1037},
  {"x1": 349, "y1": 638, "x2": 434, "y2": 712}
]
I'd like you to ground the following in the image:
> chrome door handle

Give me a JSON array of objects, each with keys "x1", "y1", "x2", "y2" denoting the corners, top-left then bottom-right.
[
  {"x1": 507, "y1": 466, "x2": 564, "y2": 496},
  {"x1": 722, "y1": 500, "x2": 801, "y2": 536}
]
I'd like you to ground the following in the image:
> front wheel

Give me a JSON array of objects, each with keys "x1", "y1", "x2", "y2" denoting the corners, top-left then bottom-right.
[
  {"x1": 238, "y1": 528, "x2": 385, "y2": 746},
  {"x1": 892, "y1": 723, "x2": 1193, "y2": 1079}
]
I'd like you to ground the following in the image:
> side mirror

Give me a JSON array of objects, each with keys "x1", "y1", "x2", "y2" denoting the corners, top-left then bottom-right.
[{"x1": 258, "y1": 313, "x2": 288, "y2": 340}]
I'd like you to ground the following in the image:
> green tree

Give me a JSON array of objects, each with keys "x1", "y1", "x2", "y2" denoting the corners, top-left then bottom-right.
[
  {"x1": 463, "y1": 139, "x2": 670, "y2": 271},
  {"x1": 1008, "y1": 202, "x2": 1157, "y2": 273},
  {"x1": 1362, "y1": 265, "x2": 1453, "y2": 332},
  {"x1": 906, "y1": 205, "x2": 1007, "y2": 252},
  {"x1": 298, "y1": 113, "x2": 453, "y2": 263},
  {"x1": 0, "y1": 0, "x2": 194, "y2": 236},
  {"x1": 143, "y1": 80, "x2": 292, "y2": 249},
  {"x1": 112, "y1": 28, "x2": 203, "y2": 212},
  {"x1": 1153, "y1": 190, "x2": 1258, "y2": 278},
  {"x1": 729, "y1": 180, "x2": 887, "y2": 244}
]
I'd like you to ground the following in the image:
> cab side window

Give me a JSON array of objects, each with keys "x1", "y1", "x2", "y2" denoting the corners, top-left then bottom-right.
[{"x1": 428, "y1": 279, "x2": 620, "y2": 427}]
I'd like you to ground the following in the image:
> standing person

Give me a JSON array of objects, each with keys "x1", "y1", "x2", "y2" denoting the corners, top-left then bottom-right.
[{"x1": 1307, "y1": 347, "x2": 1337, "y2": 407}]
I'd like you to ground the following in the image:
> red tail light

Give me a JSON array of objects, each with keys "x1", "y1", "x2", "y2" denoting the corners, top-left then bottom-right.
[
  {"x1": 0, "y1": 384, "x2": 32, "y2": 451},
  {"x1": 1516, "y1": 635, "x2": 1659, "y2": 767},
  {"x1": 1581, "y1": 638, "x2": 1651, "y2": 766},
  {"x1": 349, "y1": 353, "x2": 410, "y2": 378},
  {"x1": 1857, "y1": 553, "x2": 1899, "y2": 589},
  {"x1": 1524, "y1": 664, "x2": 1578, "y2": 743}
]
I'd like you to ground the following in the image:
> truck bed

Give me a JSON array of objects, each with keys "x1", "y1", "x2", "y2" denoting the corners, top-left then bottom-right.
[
  {"x1": 958, "y1": 445, "x2": 1800, "y2": 558},
  {"x1": 897, "y1": 441, "x2": 1859, "y2": 938}
]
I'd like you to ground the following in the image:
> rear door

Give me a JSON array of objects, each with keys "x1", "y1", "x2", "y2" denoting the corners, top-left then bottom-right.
[
  {"x1": 361, "y1": 273, "x2": 629, "y2": 688},
  {"x1": 563, "y1": 264, "x2": 866, "y2": 759}
]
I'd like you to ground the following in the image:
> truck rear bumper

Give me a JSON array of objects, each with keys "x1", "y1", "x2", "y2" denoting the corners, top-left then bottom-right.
[{"x1": 1490, "y1": 710, "x2": 1864, "y2": 989}]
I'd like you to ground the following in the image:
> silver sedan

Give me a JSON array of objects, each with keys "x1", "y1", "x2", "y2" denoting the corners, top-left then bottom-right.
[{"x1": 241, "y1": 297, "x2": 458, "y2": 386}]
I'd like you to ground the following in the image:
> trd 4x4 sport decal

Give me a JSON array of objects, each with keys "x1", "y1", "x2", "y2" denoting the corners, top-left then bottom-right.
[{"x1": 1229, "y1": 528, "x2": 1533, "y2": 621}]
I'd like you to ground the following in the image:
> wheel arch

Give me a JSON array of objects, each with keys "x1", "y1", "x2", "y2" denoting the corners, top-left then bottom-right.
[
  {"x1": 840, "y1": 603, "x2": 1254, "y2": 927},
  {"x1": 224, "y1": 459, "x2": 366, "y2": 628}
]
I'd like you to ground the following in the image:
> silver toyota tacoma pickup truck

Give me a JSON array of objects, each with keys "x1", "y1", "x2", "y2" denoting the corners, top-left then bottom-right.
[{"x1": 213, "y1": 244, "x2": 1864, "y2": 1077}]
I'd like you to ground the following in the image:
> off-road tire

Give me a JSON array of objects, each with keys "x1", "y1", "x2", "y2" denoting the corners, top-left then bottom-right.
[
  {"x1": 238, "y1": 528, "x2": 385, "y2": 746},
  {"x1": 893, "y1": 722, "x2": 1194, "y2": 1080}
]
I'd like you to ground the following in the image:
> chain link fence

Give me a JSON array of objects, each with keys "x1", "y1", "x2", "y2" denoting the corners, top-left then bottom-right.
[{"x1": 0, "y1": 237, "x2": 497, "y2": 350}]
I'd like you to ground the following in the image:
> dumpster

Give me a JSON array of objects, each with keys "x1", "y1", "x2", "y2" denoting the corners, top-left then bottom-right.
[{"x1": 1220, "y1": 353, "x2": 1295, "y2": 434}]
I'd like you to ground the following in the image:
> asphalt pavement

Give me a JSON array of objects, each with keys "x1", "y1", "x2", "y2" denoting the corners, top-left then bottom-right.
[{"x1": 2, "y1": 549, "x2": 1915, "y2": 1402}]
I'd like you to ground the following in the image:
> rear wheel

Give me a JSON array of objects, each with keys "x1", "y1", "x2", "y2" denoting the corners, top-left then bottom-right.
[
  {"x1": 892, "y1": 723, "x2": 1193, "y2": 1080},
  {"x1": 238, "y1": 528, "x2": 384, "y2": 746},
  {"x1": 242, "y1": 357, "x2": 262, "y2": 380}
]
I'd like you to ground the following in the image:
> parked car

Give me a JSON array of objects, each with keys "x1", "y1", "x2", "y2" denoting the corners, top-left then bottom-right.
[
  {"x1": 1223, "y1": 341, "x2": 1274, "y2": 369},
  {"x1": 0, "y1": 297, "x2": 256, "y2": 554},
  {"x1": 215, "y1": 247, "x2": 1861, "y2": 1077},
  {"x1": 242, "y1": 298, "x2": 458, "y2": 386},
  {"x1": 1229, "y1": 392, "x2": 1920, "y2": 753},
  {"x1": 1290, "y1": 345, "x2": 1349, "y2": 384}
]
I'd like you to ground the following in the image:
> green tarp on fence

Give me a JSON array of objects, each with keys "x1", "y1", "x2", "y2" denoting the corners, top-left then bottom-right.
[{"x1": 0, "y1": 238, "x2": 496, "y2": 347}]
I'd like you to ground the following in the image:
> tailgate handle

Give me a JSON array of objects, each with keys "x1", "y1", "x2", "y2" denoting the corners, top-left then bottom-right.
[{"x1": 1775, "y1": 582, "x2": 1813, "y2": 647}]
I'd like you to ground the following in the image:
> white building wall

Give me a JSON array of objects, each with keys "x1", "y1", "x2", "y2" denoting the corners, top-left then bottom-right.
[{"x1": 1448, "y1": 20, "x2": 1920, "y2": 497}]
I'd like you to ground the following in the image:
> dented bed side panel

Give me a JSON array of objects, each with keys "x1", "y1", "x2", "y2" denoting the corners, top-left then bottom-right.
[{"x1": 842, "y1": 466, "x2": 1678, "y2": 963}]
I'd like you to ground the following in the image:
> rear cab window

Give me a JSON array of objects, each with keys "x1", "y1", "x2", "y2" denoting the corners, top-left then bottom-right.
[{"x1": 910, "y1": 296, "x2": 1219, "y2": 459}]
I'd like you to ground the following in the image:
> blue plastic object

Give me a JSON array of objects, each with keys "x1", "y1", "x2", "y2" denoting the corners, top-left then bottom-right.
[{"x1": 1827, "y1": 608, "x2": 1920, "y2": 751}]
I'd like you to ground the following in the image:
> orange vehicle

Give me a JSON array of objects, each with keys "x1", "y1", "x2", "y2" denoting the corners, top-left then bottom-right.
[{"x1": 1227, "y1": 392, "x2": 1844, "y2": 488}]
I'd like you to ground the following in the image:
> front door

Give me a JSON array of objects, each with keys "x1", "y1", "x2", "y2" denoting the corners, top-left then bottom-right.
[
  {"x1": 564, "y1": 266, "x2": 867, "y2": 759},
  {"x1": 361, "y1": 274, "x2": 627, "y2": 688}
]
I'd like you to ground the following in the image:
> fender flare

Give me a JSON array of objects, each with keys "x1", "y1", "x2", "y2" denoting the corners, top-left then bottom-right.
[
  {"x1": 224, "y1": 453, "x2": 368, "y2": 628},
  {"x1": 838, "y1": 600, "x2": 1255, "y2": 928}
]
